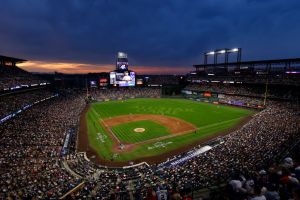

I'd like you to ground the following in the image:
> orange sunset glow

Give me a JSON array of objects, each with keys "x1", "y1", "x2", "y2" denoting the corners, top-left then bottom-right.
[{"x1": 19, "y1": 60, "x2": 190, "y2": 75}]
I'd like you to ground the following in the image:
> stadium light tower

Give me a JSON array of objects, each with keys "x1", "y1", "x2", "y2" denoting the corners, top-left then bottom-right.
[
  {"x1": 204, "y1": 51, "x2": 214, "y2": 65},
  {"x1": 227, "y1": 48, "x2": 242, "y2": 63},
  {"x1": 203, "y1": 48, "x2": 242, "y2": 65}
]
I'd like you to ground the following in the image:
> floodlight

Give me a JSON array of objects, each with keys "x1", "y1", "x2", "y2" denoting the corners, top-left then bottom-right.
[{"x1": 206, "y1": 51, "x2": 215, "y2": 55}]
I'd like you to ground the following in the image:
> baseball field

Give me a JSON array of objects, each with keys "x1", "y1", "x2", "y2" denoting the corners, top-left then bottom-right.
[{"x1": 78, "y1": 98, "x2": 254, "y2": 165}]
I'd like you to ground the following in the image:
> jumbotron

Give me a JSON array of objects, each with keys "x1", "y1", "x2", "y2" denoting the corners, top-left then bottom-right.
[{"x1": 0, "y1": 51, "x2": 299, "y2": 199}]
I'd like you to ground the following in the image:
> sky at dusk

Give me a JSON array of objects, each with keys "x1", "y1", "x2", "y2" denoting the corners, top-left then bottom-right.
[{"x1": 1, "y1": 0, "x2": 300, "y2": 74}]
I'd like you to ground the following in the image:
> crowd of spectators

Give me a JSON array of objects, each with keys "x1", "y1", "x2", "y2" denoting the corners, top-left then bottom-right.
[
  {"x1": 0, "y1": 90, "x2": 86, "y2": 199},
  {"x1": 1, "y1": 86, "x2": 299, "y2": 199},
  {"x1": 68, "y1": 158, "x2": 157, "y2": 199},
  {"x1": 90, "y1": 87, "x2": 161, "y2": 101},
  {"x1": 0, "y1": 89, "x2": 54, "y2": 119},
  {"x1": 218, "y1": 94, "x2": 265, "y2": 107},
  {"x1": 66, "y1": 153, "x2": 98, "y2": 178},
  {"x1": 142, "y1": 75, "x2": 180, "y2": 85},
  {"x1": 188, "y1": 74, "x2": 300, "y2": 87},
  {"x1": 225, "y1": 155, "x2": 300, "y2": 200},
  {"x1": 185, "y1": 83, "x2": 263, "y2": 96},
  {"x1": 184, "y1": 83, "x2": 297, "y2": 100},
  {"x1": 0, "y1": 64, "x2": 48, "y2": 91},
  {"x1": 154, "y1": 103, "x2": 299, "y2": 199}
]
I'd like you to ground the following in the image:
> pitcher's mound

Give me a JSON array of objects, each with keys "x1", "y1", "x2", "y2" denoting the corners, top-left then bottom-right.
[{"x1": 134, "y1": 128, "x2": 145, "y2": 133}]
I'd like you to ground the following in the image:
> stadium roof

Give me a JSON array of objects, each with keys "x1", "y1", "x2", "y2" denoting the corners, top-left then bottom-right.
[
  {"x1": 194, "y1": 58, "x2": 300, "y2": 68},
  {"x1": 0, "y1": 55, "x2": 27, "y2": 63}
]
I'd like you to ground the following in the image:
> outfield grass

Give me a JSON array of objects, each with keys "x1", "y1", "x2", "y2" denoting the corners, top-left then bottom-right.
[
  {"x1": 86, "y1": 98, "x2": 254, "y2": 162},
  {"x1": 111, "y1": 120, "x2": 170, "y2": 143}
]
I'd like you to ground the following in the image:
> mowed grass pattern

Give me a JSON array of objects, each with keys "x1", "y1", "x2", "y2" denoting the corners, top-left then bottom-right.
[
  {"x1": 87, "y1": 98, "x2": 254, "y2": 162},
  {"x1": 111, "y1": 120, "x2": 170, "y2": 143},
  {"x1": 92, "y1": 98, "x2": 251, "y2": 128}
]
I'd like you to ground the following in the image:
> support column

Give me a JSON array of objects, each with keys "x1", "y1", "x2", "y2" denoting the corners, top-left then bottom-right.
[
  {"x1": 214, "y1": 53, "x2": 217, "y2": 64},
  {"x1": 204, "y1": 54, "x2": 207, "y2": 65},
  {"x1": 237, "y1": 48, "x2": 242, "y2": 63}
]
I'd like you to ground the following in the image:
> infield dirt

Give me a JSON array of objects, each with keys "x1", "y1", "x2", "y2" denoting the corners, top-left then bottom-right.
[
  {"x1": 103, "y1": 114, "x2": 197, "y2": 134},
  {"x1": 99, "y1": 114, "x2": 198, "y2": 153}
]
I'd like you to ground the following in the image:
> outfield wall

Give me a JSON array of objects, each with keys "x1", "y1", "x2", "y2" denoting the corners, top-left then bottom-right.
[{"x1": 182, "y1": 89, "x2": 265, "y2": 110}]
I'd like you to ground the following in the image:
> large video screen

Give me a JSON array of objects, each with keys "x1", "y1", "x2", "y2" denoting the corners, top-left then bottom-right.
[
  {"x1": 110, "y1": 71, "x2": 135, "y2": 87},
  {"x1": 90, "y1": 80, "x2": 97, "y2": 87},
  {"x1": 99, "y1": 78, "x2": 108, "y2": 86}
]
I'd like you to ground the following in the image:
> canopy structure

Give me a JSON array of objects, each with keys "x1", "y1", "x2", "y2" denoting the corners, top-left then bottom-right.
[{"x1": 0, "y1": 55, "x2": 27, "y2": 66}]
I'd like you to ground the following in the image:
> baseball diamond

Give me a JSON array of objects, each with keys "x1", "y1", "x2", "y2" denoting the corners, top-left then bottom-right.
[{"x1": 78, "y1": 98, "x2": 254, "y2": 165}]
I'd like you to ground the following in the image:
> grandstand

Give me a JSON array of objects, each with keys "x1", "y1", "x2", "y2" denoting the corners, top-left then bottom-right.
[
  {"x1": 191, "y1": 53, "x2": 300, "y2": 86},
  {"x1": 0, "y1": 55, "x2": 50, "y2": 93},
  {"x1": 0, "y1": 53, "x2": 300, "y2": 200}
]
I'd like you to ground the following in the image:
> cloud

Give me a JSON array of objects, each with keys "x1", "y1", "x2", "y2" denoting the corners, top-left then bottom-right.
[
  {"x1": 19, "y1": 61, "x2": 114, "y2": 73},
  {"x1": 19, "y1": 60, "x2": 189, "y2": 75},
  {"x1": 1, "y1": 0, "x2": 300, "y2": 73}
]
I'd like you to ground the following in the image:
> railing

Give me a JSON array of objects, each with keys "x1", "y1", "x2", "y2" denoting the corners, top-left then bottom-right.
[{"x1": 59, "y1": 181, "x2": 85, "y2": 199}]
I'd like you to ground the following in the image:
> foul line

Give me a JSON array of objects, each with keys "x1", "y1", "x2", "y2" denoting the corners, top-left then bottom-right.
[
  {"x1": 91, "y1": 107, "x2": 121, "y2": 144},
  {"x1": 100, "y1": 119, "x2": 121, "y2": 144},
  {"x1": 93, "y1": 107, "x2": 242, "y2": 151}
]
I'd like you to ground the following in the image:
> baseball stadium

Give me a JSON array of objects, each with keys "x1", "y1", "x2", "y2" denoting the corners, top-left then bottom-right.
[
  {"x1": 1, "y1": 1, "x2": 300, "y2": 200},
  {"x1": 1, "y1": 50, "x2": 299, "y2": 199}
]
